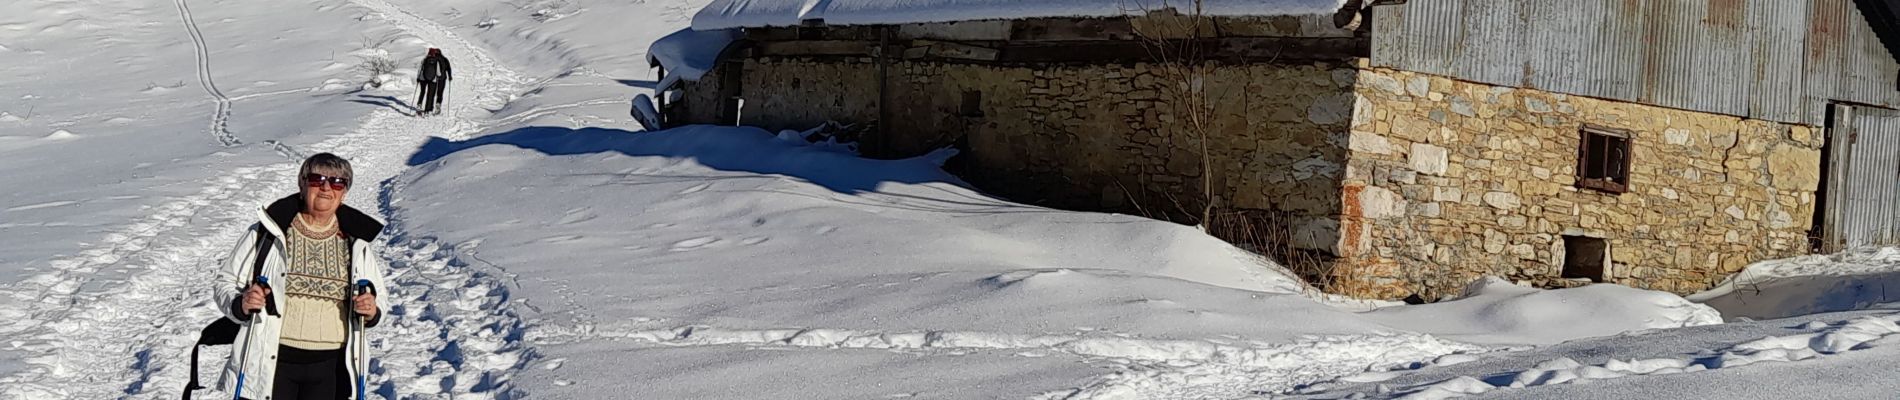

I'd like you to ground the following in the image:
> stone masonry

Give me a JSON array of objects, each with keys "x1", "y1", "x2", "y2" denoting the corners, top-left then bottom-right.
[
  {"x1": 1338, "y1": 66, "x2": 1824, "y2": 300},
  {"x1": 704, "y1": 57, "x2": 1360, "y2": 231}
]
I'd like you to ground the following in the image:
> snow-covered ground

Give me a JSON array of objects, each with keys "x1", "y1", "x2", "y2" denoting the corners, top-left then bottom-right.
[
  {"x1": 1690, "y1": 247, "x2": 1900, "y2": 320},
  {"x1": 3, "y1": 0, "x2": 1900, "y2": 398}
]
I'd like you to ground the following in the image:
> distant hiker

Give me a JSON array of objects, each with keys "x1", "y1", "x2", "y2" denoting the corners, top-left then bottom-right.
[
  {"x1": 415, "y1": 48, "x2": 452, "y2": 115},
  {"x1": 199, "y1": 153, "x2": 389, "y2": 400}
]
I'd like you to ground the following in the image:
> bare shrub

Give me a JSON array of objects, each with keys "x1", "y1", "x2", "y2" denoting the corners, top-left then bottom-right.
[
  {"x1": 355, "y1": 54, "x2": 398, "y2": 88},
  {"x1": 1206, "y1": 209, "x2": 1340, "y2": 292}
]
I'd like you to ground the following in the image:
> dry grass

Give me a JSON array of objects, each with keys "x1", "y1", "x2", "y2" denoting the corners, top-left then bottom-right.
[{"x1": 1206, "y1": 209, "x2": 1340, "y2": 290}]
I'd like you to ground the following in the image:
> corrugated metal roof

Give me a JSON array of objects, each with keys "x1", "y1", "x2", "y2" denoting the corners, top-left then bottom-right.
[{"x1": 1372, "y1": 0, "x2": 1900, "y2": 126}]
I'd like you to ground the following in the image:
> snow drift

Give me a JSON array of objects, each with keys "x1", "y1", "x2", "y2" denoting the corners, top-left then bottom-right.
[
  {"x1": 1367, "y1": 277, "x2": 1723, "y2": 346},
  {"x1": 1690, "y1": 247, "x2": 1900, "y2": 320}
]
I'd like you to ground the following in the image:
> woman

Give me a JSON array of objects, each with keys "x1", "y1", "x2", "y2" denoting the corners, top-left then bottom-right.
[{"x1": 216, "y1": 153, "x2": 388, "y2": 400}]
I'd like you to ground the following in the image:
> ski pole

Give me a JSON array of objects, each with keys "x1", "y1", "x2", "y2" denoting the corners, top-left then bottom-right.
[
  {"x1": 354, "y1": 279, "x2": 375, "y2": 400},
  {"x1": 234, "y1": 276, "x2": 270, "y2": 400}
]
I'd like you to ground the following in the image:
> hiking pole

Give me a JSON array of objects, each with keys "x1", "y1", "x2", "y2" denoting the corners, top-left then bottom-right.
[
  {"x1": 233, "y1": 276, "x2": 270, "y2": 400},
  {"x1": 353, "y1": 279, "x2": 376, "y2": 400}
]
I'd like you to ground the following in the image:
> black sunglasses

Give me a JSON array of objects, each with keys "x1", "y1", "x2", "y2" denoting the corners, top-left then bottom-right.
[{"x1": 304, "y1": 173, "x2": 351, "y2": 190}]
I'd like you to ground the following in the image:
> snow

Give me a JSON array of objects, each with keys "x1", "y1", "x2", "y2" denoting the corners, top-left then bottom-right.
[
  {"x1": 647, "y1": 28, "x2": 739, "y2": 83},
  {"x1": 1690, "y1": 246, "x2": 1900, "y2": 320},
  {"x1": 0, "y1": 0, "x2": 540, "y2": 396},
  {"x1": 692, "y1": 0, "x2": 1350, "y2": 30},
  {"x1": 1363, "y1": 277, "x2": 1723, "y2": 346},
  {"x1": 5, "y1": 0, "x2": 1900, "y2": 398},
  {"x1": 1289, "y1": 309, "x2": 1900, "y2": 399},
  {"x1": 389, "y1": 124, "x2": 1493, "y2": 397}
]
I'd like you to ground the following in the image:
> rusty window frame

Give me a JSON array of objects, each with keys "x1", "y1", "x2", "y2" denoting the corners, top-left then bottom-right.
[
  {"x1": 1576, "y1": 125, "x2": 1632, "y2": 194},
  {"x1": 959, "y1": 91, "x2": 984, "y2": 118}
]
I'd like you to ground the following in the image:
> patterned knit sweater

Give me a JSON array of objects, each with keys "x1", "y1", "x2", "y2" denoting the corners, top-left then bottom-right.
[{"x1": 280, "y1": 219, "x2": 352, "y2": 351}]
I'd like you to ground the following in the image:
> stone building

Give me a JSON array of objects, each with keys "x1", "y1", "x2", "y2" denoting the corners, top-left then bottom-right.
[{"x1": 650, "y1": 0, "x2": 1900, "y2": 300}]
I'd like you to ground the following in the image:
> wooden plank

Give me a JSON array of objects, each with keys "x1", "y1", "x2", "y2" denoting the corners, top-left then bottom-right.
[
  {"x1": 1009, "y1": 17, "x2": 1139, "y2": 41},
  {"x1": 751, "y1": 37, "x2": 1363, "y2": 63},
  {"x1": 897, "y1": 21, "x2": 1012, "y2": 41},
  {"x1": 745, "y1": 27, "x2": 798, "y2": 42},
  {"x1": 757, "y1": 40, "x2": 879, "y2": 57},
  {"x1": 902, "y1": 46, "x2": 932, "y2": 59},
  {"x1": 1212, "y1": 37, "x2": 1369, "y2": 61},
  {"x1": 999, "y1": 37, "x2": 1366, "y2": 63},
  {"x1": 917, "y1": 40, "x2": 1001, "y2": 61}
]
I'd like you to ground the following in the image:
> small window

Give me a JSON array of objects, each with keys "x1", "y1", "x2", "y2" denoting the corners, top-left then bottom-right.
[
  {"x1": 1562, "y1": 235, "x2": 1610, "y2": 282},
  {"x1": 797, "y1": 26, "x2": 826, "y2": 40},
  {"x1": 960, "y1": 91, "x2": 983, "y2": 117},
  {"x1": 1577, "y1": 126, "x2": 1632, "y2": 193}
]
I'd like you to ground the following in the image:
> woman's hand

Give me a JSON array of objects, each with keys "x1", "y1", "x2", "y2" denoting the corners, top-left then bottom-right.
[
  {"x1": 352, "y1": 293, "x2": 378, "y2": 320},
  {"x1": 240, "y1": 284, "x2": 270, "y2": 315}
]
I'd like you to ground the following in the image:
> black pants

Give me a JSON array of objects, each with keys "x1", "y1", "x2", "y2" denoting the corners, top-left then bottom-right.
[
  {"x1": 417, "y1": 80, "x2": 445, "y2": 113},
  {"x1": 265, "y1": 346, "x2": 349, "y2": 400}
]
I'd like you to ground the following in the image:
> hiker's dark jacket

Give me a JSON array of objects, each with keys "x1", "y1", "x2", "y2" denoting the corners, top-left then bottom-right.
[{"x1": 418, "y1": 54, "x2": 451, "y2": 83}]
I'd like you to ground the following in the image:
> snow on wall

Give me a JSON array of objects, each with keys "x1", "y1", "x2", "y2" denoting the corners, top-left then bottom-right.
[
  {"x1": 647, "y1": 28, "x2": 739, "y2": 82},
  {"x1": 692, "y1": 0, "x2": 1349, "y2": 30}
]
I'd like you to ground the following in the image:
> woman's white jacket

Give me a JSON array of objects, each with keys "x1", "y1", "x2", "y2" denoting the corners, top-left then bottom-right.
[{"x1": 214, "y1": 195, "x2": 388, "y2": 399}]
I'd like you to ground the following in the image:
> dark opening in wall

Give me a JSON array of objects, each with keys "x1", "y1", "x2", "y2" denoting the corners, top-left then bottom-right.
[
  {"x1": 1562, "y1": 235, "x2": 1610, "y2": 282},
  {"x1": 722, "y1": 97, "x2": 745, "y2": 126},
  {"x1": 960, "y1": 90, "x2": 983, "y2": 117},
  {"x1": 797, "y1": 25, "x2": 826, "y2": 40}
]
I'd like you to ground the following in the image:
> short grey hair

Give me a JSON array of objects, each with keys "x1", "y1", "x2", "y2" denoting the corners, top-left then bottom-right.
[{"x1": 298, "y1": 153, "x2": 354, "y2": 189}]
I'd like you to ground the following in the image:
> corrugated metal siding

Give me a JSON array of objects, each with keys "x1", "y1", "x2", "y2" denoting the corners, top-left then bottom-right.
[
  {"x1": 1527, "y1": 0, "x2": 1646, "y2": 101},
  {"x1": 1808, "y1": 0, "x2": 1852, "y2": 124},
  {"x1": 1847, "y1": 4, "x2": 1900, "y2": 107},
  {"x1": 1372, "y1": 0, "x2": 1900, "y2": 126},
  {"x1": 1370, "y1": 2, "x2": 1404, "y2": 68},
  {"x1": 1397, "y1": 1, "x2": 1460, "y2": 77},
  {"x1": 1750, "y1": 0, "x2": 1808, "y2": 123},
  {"x1": 1832, "y1": 106, "x2": 1900, "y2": 249},
  {"x1": 1455, "y1": 0, "x2": 1523, "y2": 86}
]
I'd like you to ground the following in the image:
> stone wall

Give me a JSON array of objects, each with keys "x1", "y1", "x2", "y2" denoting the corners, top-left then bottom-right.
[
  {"x1": 1339, "y1": 66, "x2": 1825, "y2": 300},
  {"x1": 673, "y1": 68, "x2": 729, "y2": 125},
  {"x1": 887, "y1": 61, "x2": 1359, "y2": 225},
  {"x1": 671, "y1": 58, "x2": 882, "y2": 130},
  {"x1": 698, "y1": 56, "x2": 1363, "y2": 233},
  {"x1": 740, "y1": 59, "x2": 883, "y2": 131}
]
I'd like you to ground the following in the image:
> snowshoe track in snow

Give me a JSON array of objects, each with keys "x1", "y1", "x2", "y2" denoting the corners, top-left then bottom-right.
[
  {"x1": 0, "y1": 0, "x2": 536, "y2": 397},
  {"x1": 170, "y1": 0, "x2": 236, "y2": 147},
  {"x1": 520, "y1": 323, "x2": 1482, "y2": 399}
]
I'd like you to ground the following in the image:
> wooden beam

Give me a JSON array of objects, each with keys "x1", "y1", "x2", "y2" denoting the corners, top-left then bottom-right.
[
  {"x1": 744, "y1": 27, "x2": 798, "y2": 42},
  {"x1": 1009, "y1": 18, "x2": 1138, "y2": 41},
  {"x1": 757, "y1": 40, "x2": 879, "y2": 57},
  {"x1": 749, "y1": 37, "x2": 1365, "y2": 64},
  {"x1": 908, "y1": 40, "x2": 1001, "y2": 61},
  {"x1": 998, "y1": 37, "x2": 1366, "y2": 63},
  {"x1": 896, "y1": 21, "x2": 1012, "y2": 41}
]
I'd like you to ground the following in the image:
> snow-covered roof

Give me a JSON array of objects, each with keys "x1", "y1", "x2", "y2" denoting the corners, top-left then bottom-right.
[
  {"x1": 646, "y1": 28, "x2": 740, "y2": 83},
  {"x1": 691, "y1": 0, "x2": 1349, "y2": 30}
]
